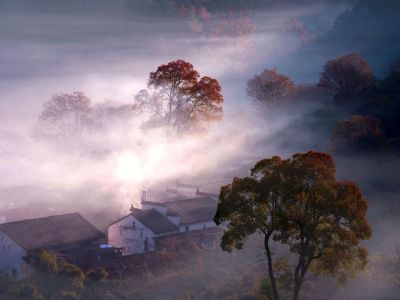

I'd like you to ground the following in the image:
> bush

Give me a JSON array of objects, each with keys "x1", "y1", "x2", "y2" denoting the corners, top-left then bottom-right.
[
  {"x1": 58, "y1": 262, "x2": 85, "y2": 288},
  {"x1": 50, "y1": 290, "x2": 80, "y2": 300},
  {"x1": 86, "y1": 268, "x2": 109, "y2": 283},
  {"x1": 29, "y1": 249, "x2": 58, "y2": 274},
  {"x1": 9, "y1": 282, "x2": 44, "y2": 300}
]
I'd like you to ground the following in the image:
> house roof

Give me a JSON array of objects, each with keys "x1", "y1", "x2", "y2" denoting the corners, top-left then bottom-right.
[
  {"x1": 0, "y1": 213, "x2": 105, "y2": 251},
  {"x1": 131, "y1": 208, "x2": 178, "y2": 235},
  {"x1": 165, "y1": 197, "x2": 217, "y2": 225},
  {"x1": 141, "y1": 200, "x2": 166, "y2": 207}
]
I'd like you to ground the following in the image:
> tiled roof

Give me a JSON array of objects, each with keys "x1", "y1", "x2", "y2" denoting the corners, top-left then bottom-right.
[
  {"x1": 0, "y1": 213, "x2": 105, "y2": 250},
  {"x1": 132, "y1": 209, "x2": 178, "y2": 235},
  {"x1": 165, "y1": 197, "x2": 217, "y2": 225}
]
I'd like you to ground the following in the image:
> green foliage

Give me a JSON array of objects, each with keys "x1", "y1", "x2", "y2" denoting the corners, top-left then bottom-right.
[
  {"x1": 30, "y1": 249, "x2": 58, "y2": 274},
  {"x1": 215, "y1": 151, "x2": 372, "y2": 300},
  {"x1": 50, "y1": 290, "x2": 80, "y2": 300},
  {"x1": 86, "y1": 268, "x2": 109, "y2": 283},
  {"x1": 58, "y1": 261, "x2": 85, "y2": 288},
  {"x1": 9, "y1": 282, "x2": 44, "y2": 300},
  {"x1": 259, "y1": 258, "x2": 293, "y2": 300}
]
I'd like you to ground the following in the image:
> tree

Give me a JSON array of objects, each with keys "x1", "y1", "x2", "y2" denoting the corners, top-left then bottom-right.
[
  {"x1": 318, "y1": 53, "x2": 373, "y2": 97},
  {"x1": 86, "y1": 100, "x2": 137, "y2": 150},
  {"x1": 58, "y1": 261, "x2": 85, "y2": 288},
  {"x1": 330, "y1": 115, "x2": 386, "y2": 154},
  {"x1": 214, "y1": 151, "x2": 372, "y2": 300},
  {"x1": 134, "y1": 59, "x2": 223, "y2": 132},
  {"x1": 86, "y1": 267, "x2": 109, "y2": 283},
  {"x1": 10, "y1": 282, "x2": 44, "y2": 300},
  {"x1": 50, "y1": 290, "x2": 80, "y2": 300},
  {"x1": 246, "y1": 69, "x2": 295, "y2": 106},
  {"x1": 353, "y1": 58, "x2": 400, "y2": 148},
  {"x1": 29, "y1": 249, "x2": 59, "y2": 274},
  {"x1": 35, "y1": 92, "x2": 91, "y2": 147}
]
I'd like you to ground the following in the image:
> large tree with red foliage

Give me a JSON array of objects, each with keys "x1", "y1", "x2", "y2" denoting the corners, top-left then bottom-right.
[{"x1": 135, "y1": 60, "x2": 223, "y2": 132}]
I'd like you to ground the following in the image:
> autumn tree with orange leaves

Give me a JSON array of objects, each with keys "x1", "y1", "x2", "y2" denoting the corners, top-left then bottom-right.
[
  {"x1": 330, "y1": 115, "x2": 386, "y2": 154},
  {"x1": 247, "y1": 69, "x2": 295, "y2": 106},
  {"x1": 135, "y1": 60, "x2": 223, "y2": 132},
  {"x1": 214, "y1": 151, "x2": 371, "y2": 300}
]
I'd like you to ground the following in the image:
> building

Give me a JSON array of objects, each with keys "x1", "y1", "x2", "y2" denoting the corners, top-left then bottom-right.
[
  {"x1": 108, "y1": 195, "x2": 219, "y2": 256},
  {"x1": 0, "y1": 212, "x2": 105, "y2": 279}
]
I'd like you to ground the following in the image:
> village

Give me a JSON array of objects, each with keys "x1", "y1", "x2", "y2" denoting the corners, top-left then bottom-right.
[{"x1": 0, "y1": 182, "x2": 222, "y2": 280}]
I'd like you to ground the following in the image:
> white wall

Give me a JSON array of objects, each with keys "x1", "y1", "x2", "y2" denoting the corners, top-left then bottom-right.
[
  {"x1": 0, "y1": 230, "x2": 33, "y2": 280},
  {"x1": 108, "y1": 215, "x2": 155, "y2": 256}
]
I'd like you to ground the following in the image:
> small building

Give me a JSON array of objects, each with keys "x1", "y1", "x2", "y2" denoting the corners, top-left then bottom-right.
[
  {"x1": 108, "y1": 196, "x2": 218, "y2": 256},
  {"x1": 0, "y1": 212, "x2": 105, "y2": 279}
]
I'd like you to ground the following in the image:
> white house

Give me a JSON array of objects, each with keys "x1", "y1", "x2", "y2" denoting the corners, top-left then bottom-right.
[
  {"x1": 108, "y1": 208, "x2": 178, "y2": 256},
  {"x1": 108, "y1": 195, "x2": 218, "y2": 256},
  {"x1": 0, "y1": 212, "x2": 105, "y2": 280}
]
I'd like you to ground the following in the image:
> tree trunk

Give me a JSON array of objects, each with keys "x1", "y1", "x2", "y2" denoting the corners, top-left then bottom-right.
[
  {"x1": 292, "y1": 279, "x2": 303, "y2": 300},
  {"x1": 264, "y1": 234, "x2": 280, "y2": 300}
]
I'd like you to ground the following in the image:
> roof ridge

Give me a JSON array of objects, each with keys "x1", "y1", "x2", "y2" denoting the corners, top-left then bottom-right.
[
  {"x1": 166, "y1": 196, "x2": 211, "y2": 203},
  {"x1": 0, "y1": 212, "x2": 80, "y2": 225}
]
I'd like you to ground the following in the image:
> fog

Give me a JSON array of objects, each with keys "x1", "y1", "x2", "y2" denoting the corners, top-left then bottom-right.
[
  {"x1": 0, "y1": 0, "x2": 350, "y2": 210},
  {"x1": 1, "y1": 0, "x2": 400, "y2": 299}
]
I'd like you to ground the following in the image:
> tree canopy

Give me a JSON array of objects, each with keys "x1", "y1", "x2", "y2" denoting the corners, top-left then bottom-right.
[
  {"x1": 135, "y1": 59, "x2": 223, "y2": 132},
  {"x1": 214, "y1": 151, "x2": 372, "y2": 300},
  {"x1": 34, "y1": 92, "x2": 91, "y2": 147},
  {"x1": 318, "y1": 52, "x2": 373, "y2": 98},
  {"x1": 330, "y1": 115, "x2": 387, "y2": 154},
  {"x1": 247, "y1": 69, "x2": 295, "y2": 106}
]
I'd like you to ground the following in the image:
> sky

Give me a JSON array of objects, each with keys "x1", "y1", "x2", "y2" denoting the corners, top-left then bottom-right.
[
  {"x1": 0, "y1": 0, "x2": 399, "y2": 205},
  {"x1": 1, "y1": 3, "x2": 400, "y2": 297},
  {"x1": 4, "y1": 0, "x2": 399, "y2": 131}
]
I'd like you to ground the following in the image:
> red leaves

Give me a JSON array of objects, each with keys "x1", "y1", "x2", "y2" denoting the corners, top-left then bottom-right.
[
  {"x1": 144, "y1": 59, "x2": 224, "y2": 131},
  {"x1": 149, "y1": 60, "x2": 199, "y2": 89}
]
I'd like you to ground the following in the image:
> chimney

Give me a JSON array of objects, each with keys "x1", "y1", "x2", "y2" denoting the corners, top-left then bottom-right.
[{"x1": 141, "y1": 190, "x2": 147, "y2": 203}]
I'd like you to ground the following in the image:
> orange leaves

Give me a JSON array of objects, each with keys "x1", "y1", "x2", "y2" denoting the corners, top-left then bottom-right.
[
  {"x1": 215, "y1": 151, "x2": 372, "y2": 294},
  {"x1": 330, "y1": 115, "x2": 386, "y2": 154},
  {"x1": 247, "y1": 69, "x2": 296, "y2": 106}
]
